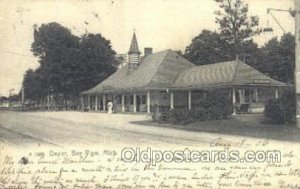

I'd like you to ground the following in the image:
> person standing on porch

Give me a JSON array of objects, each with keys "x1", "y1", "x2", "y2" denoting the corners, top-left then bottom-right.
[{"x1": 107, "y1": 100, "x2": 114, "y2": 114}]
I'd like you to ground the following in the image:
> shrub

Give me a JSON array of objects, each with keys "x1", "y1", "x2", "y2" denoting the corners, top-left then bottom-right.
[
  {"x1": 264, "y1": 89, "x2": 296, "y2": 124},
  {"x1": 264, "y1": 99, "x2": 284, "y2": 124},
  {"x1": 152, "y1": 89, "x2": 232, "y2": 124},
  {"x1": 193, "y1": 89, "x2": 232, "y2": 120}
]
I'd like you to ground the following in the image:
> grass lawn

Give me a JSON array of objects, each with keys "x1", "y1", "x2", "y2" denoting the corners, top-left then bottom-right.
[{"x1": 133, "y1": 114, "x2": 300, "y2": 143}]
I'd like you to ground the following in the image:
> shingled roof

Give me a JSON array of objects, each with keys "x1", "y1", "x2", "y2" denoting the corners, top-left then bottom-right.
[
  {"x1": 83, "y1": 50, "x2": 195, "y2": 94},
  {"x1": 83, "y1": 52, "x2": 286, "y2": 95},
  {"x1": 171, "y1": 60, "x2": 286, "y2": 89}
]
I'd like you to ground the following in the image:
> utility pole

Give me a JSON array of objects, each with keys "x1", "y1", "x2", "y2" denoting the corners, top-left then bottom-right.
[
  {"x1": 295, "y1": 0, "x2": 300, "y2": 127},
  {"x1": 267, "y1": 2, "x2": 300, "y2": 126},
  {"x1": 21, "y1": 86, "x2": 25, "y2": 111},
  {"x1": 8, "y1": 89, "x2": 14, "y2": 108}
]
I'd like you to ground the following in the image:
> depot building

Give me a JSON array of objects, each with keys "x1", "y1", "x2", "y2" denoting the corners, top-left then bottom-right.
[{"x1": 81, "y1": 33, "x2": 287, "y2": 114}]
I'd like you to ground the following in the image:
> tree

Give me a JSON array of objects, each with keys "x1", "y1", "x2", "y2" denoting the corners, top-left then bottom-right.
[
  {"x1": 259, "y1": 33, "x2": 295, "y2": 83},
  {"x1": 184, "y1": 29, "x2": 261, "y2": 66},
  {"x1": 26, "y1": 22, "x2": 118, "y2": 108},
  {"x1": 184, "y1": 30, "x2": 233, "y2": 65},
  {"x1": 64, "y1": 33, "x2": 119, "y2": 97},
  {"x1": 214, "y1": 0, "x2": 261, "y2": 58},
  {"x1": 22, "y1": 69, "x2": 43, "y2": 101},
  {"x1": 31, "y1": 22, "x2": 80, "y2": 96},
  {"x1": 184, "y1": 0, "x2": 262, "y2": 66}
]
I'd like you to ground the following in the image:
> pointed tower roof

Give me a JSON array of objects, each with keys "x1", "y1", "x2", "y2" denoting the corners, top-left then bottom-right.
[{"x1": 128, "y1": 32, "x2": 141, "y2": 55}]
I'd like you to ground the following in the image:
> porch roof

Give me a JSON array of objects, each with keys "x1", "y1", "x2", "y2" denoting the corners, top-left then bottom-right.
[{"x1": 171, "y1": 60, "x2": 286, "y2": 89}]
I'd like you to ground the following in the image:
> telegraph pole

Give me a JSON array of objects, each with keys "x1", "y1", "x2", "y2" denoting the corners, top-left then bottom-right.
[
  {"x1": 21, "y1": 86, "x2": 25, "y2": 111},
  {"x1": 8, "y1": 88, "x2": 14, "y2": 108},
  {"x1": 295, "y1": 0, "x2": 300, "y2": 127}
]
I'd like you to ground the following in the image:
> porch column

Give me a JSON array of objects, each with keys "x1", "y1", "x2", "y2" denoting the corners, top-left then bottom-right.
[
  {"x1": 232, "y1": 88, "x2": 236, "y2": 115},
  {"x1": 188, "y1": 90, "x2": 192, "y2": 111},
  {"x1": 238, "y1": 89, "x2": 243, "y2": 104},
  {"x1": 249, "y1": 89, "x2": 253, "y2": 113},
  {"x1": 147, "y1": 91, "x2": 151, "y2": 113},
  {"x1": 95, "y1": 95, "x2": 98, "y2": 111},
  {"x1": 275, "y1": 89, "x2": 279, "y2": 99},
  {"x1": 121, "y1": 94, "x2": 125, "y2": 112},
  {"x1": 170, "y1": 92, "x2": 174, "y2": 110},
  {"x1": 88, "y1": 96, "x2": 91, "y2": 110},
  {"x1": 103, "y1": 94, "x2": 106, "y2": 111},
  {"x1": 81, "y1": 96, "x2": 84, "y2": 110},
  {"x1": 133, "y1": 92, "x2": 137, "y2": 113},
  {"x1": 254, "y1": 88, "x2": 258, "y2": 102},
  {"x1": 242, "y1": 89, "x2": 245, "y2": 103}
]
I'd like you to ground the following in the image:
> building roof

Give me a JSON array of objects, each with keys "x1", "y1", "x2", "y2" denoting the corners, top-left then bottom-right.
[
  {"x1": 83, "y1": 50, "x2": 195, "y2": 94},
  {"x1": 128, "y1": 32, "x2": 141, "y2": 55},
  {"x1": 83, "y1": 52, "x2": 286, "y2": 95},
  {"x1": 171, "y1": 60, "x2": 286, "y2": 89}
]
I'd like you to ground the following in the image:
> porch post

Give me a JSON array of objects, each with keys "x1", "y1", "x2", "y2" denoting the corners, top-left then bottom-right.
[
  {"x1": 275, "y1": 89, "x2": 279, "y2": 99},
  {"x1": 103, "y1": 94, "x2": 106, "y2": 111},
  {"x1": 121, "y1": 94, "x2": 125, "y2": 112},
  {"x1": 88, "y1": 95, "x2": 91, "y2": 110},
  {"x1": 232, "y1": 88, "x2": 236, "y2": 115},
  {"x1": 98, "y1": 95, "x2": 101, "y2": 110},
  {"x1": 147, "y1": 91, "x2": 151, "y2": 113},
  {"x1": 238, "y1": 89, "x2": 243, "y2": 104},
  {"x1": 133, "y1": 92, "x2": 137, "y2": 113},
  {"x1": 95, "y1": 95, "x2": 98, "y2": 111},
  {"x1": 254, "y1": 88, "x2": 258, "y2": 102},
  {"x1": 81, "y1": 96, "x2": 84, "y2": 110},
  {"x1": 170, "y1": 92, "x2": 174, "y2": 110},
  {"x1": 249, "y1": 89, "x2": 253, "y2": 113},
  {"x1": 188, "y1": 90, "x2": 192, "y2": 111},
  {"x1": 242, "y1": 89, "x2": 245, "y2": 103}
]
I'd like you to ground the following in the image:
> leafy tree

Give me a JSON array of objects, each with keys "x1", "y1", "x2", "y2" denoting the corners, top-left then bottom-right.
[
  {"x1": 32, "y1": 22, "x2": 80, "y2": 96},
  {"x1": 184, "y1": 0, "x2": 262, "y2": 66},
  {"x1": 26, "y1": 22, "x2": 118, "y2": 107},
  {"x1": 22, "y1": 69, "x2": 43, "y2": 101},
  {"x1": 214, "y1": 0, "x2": 261, "y2": 58},
  {"x1": 184, "y1": 29, "x2": 262, "y2": 66},
  {"x1": 260, "y1": 33, "x2": 295, "y2": 83},
  {"x1": 63, "y1": 33, "x2": 119, "y2": 97},
  {"x1": 184, "y1": 30, "x2": 233, "y2": 65}
]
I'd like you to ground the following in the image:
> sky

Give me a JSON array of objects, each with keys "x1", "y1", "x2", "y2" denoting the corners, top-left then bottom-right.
[{"x1": 0, "y1": 0, "x2": 295, "y2": 96}]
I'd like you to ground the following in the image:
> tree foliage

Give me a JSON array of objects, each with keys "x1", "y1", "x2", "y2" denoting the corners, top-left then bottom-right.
[
  {"x1": 214, "y1": 0, "x2": 261, "y2": 56},
  {"x1": 24, "y1": 22, "x2": 118, "y2": 103},
  {"x1": 184, "y1": 30, "x2": 233, "y2": 65},
  {"x1": 259, "y1": 33, "x2": 295, "y2": 83},
  {"x1": 23, "y1": 68, "x2": 43, "y2": 100},
  {"x1": 184, "y1": 29, "x2": 261, "y2": 66},
  {"x1": 184, "y1": 0, "x2": 295, "y2": 83}
]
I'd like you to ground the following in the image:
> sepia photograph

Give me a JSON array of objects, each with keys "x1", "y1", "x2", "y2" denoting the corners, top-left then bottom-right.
[{"x1": 0, "y1": 0, "x2": 299, "y2": 188}]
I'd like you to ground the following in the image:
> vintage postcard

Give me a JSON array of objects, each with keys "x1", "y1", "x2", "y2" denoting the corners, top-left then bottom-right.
[{"x1": 0, "y1": 0, "x2": 299, "y2": 188}]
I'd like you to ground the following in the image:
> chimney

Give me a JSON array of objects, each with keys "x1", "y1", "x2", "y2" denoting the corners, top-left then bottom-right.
[{"x1": 144, "y1": 48, "x2": 153, "y2": 58}]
